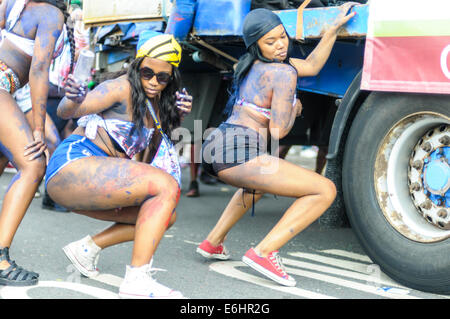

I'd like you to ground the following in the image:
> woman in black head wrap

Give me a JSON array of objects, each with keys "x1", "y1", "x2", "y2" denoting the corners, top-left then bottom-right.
[{"x1": 197, "y1": 3, "x2": 357, "y2": 286}]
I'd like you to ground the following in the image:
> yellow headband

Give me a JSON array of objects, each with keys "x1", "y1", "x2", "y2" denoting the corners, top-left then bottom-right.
[{"x1": 136, "y1": 34, "x2": 182, "y2": 68}]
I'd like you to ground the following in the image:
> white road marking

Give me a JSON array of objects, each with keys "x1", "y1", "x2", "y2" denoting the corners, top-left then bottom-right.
[
  {"x1": 184, "y1": 240, "x2": 201, "y2": 245},
  {"x1": 209, "y1": 261, "x2": 335, "y2": 299},
  {"x1": 0, "y1": 280, "x2": 118, "y2": 299},
  {"x1": 207, "y1": 249, "x2": 423, "y2": 299},
  {"x1": 320, "y1": 249, "x2": 373, "y2": 263},
  {"x1": 92, "y1": 273, "x2": 123, "y2": 288},
  {"x1": 287, "y1": 251, "x2": 406, "y2": 288},
  {"x1": 284, "y1": 264, "x2": 417, "y2": 299},
  {"x1": 282, "y1": 258, "x2": 398, "y2": 288},
  {"x1": 288, "y1": 251, "x2": 373, "y2": 274}
]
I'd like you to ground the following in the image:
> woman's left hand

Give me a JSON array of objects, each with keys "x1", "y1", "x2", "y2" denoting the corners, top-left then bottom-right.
[
  {"x1": 176, "y1": 88, "x2": 192, "y2": 115},
  {"x1": 64, "y1": 74, "x2": 87, "y2": 104},
  {"x1": 331, "y1": 2, "x2": 359, "y2": 32}
]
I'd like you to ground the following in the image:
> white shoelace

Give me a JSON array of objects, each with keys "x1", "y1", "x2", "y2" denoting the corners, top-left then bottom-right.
[
  {"x1": 142, "y1": 259, "x2": 168, "y2": 279},
  {"x1": 269, "y1": 252, "x2": 287, "y2": 275}
]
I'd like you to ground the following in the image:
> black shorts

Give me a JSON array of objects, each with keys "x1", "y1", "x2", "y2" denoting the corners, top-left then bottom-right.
[{"x1": 201, "y1": 122, "x2": 267, "y2": 177}]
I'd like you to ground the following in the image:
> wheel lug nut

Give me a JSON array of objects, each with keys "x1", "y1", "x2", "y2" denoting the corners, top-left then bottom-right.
[
  {"x1": 439, "y1": 135, "x2": 450, "y2": 145},
  {"x1": 422, "y1": 142, "x2": 432, "y2": 152},
  {"x1": 420, "y1": 200, "x2": 432, "y2": 210},
  {"x1": 437, "y1": 209, "x2": 448, "y2": 219},
  {"x1": 410, "y1": 182, "x2": 421, "y2": 192},
  {"x1": 412, "y1": 160, "x2": 423, "y2": 170}
]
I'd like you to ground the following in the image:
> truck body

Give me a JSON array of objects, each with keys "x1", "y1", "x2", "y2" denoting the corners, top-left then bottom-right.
[{"x1": 83, "y1": 0, "x2": 450, "y2": 294}]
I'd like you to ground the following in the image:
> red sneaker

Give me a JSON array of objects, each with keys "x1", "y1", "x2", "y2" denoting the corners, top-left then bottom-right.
[
  {"x1": 242, "y1": 248, "x2": 296, "y2": 287},
  {"x1": 196, "y1": 239, "x2": 230, "y2": 260}
]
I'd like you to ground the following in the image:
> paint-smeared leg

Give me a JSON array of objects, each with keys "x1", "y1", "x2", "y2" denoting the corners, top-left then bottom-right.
[
  {"x1": 47, "y1": 156, "x2": 180, "y2": 267},
  {"x1": 132, "y1": 185, "x2": 179, "y2": 266}
]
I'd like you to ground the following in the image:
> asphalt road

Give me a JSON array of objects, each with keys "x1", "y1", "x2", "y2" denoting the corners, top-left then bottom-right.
[{"x1": 0, "y1": 148, "x2": 448, "y2": 304}]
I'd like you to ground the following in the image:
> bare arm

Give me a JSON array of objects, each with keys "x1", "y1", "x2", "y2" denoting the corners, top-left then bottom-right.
[
  {"x1": 25, "y1": 7, "x2": 64, "y2": 160},
  {"x1": 58, "y1": 75, "x2": 129, "y2": 119},
  {"x1": 269, "y1": 64, "x2": 298, "y2": 140},
  {"x1": 290, "y1": 2, "x2": 358, "y2": 77},
  {"x1": 30, "y1": 9, "x2": 64, "y2": 132}
]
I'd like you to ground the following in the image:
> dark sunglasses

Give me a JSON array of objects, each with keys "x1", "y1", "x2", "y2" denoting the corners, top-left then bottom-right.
[{"x1": 139, "y1": 67, "x2": 172, "y2": 85}]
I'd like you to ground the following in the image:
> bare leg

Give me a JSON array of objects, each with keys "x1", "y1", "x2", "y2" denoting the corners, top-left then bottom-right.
[
  {"x1": 0, "y1": 92, "x2": 45, "y2": 270},
  {"x1": 206, "y1": 189, "x2": 263, "y2": 246},
  {"x1": 205, "y1": 145, "x2": 290, "y2": 247},
  {"x1": 47, "y1": 156, "x2": 180, "y2": 267},
  {"x1": 93, "y1": 223, "x2": 135, "y2": 249},
  {"x1": 215, "y1": 154, "x2": 336, "y2": 257},
  {"x1": 75, "y1": 210, "x2": 178, "y2": 249}
]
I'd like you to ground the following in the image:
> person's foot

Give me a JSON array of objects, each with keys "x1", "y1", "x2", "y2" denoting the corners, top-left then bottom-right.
[
  {"x1": 62, "y1": 235, "x2": 101, "y2": 278},
  {"x1": 196, "y1": 239, "x2": 230, "y2": 260},
  {"x1": 185, "y1": 180, "x2": 199, "y2": 197},
  {"x1": 242, "y1": 248, "x2": 296, "y2": 287},
  {"x1": 119, "y1": 263, "x2": 184, "y2": 299},
  {"x1": 0, "y1": 247, "x2": 39, "y2": 286}
]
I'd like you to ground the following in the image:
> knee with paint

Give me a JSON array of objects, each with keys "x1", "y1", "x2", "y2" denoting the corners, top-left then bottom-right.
[{"x1": 158, "y1": 177, "x2": 181, "y2": 206}]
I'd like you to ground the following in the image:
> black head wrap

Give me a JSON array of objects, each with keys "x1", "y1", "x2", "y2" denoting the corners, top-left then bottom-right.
[{"x1": 242, "y1": 8, "x2": 283, "y2": 48}]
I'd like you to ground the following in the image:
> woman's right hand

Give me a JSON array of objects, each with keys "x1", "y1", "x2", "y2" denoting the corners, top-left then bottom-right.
[
  {"x1": 64, "y1": 74, "x2": 87, "y2": 104},
  {"x1": 24, "y1": 130, "x2": 48, "y2": 162}
]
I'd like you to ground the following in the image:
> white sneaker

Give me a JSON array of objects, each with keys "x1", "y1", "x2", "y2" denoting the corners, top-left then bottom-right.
[
  {"x1": 118, "y1": 262, "x2": 184, "y2": 299},
  {"x1": 62, "y1": 235, "x2": 101, "y2": 278}
]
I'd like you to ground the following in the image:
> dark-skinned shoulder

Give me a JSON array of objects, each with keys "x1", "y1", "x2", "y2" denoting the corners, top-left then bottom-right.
[
  {"x1": 266, "y1": 62, "x2": 298, "y2": 87},
  {"x1": 15, "y1": 1, "x2": 64, "y2": 39},
  {"x1": 34, "y1": 2, "x2": 64, "y2": 25},
  {"x1": 256, "y1": 61, "x2": 297, "y2": 78}
]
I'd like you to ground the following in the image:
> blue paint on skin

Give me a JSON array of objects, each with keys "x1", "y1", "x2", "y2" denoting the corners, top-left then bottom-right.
[
  {"x1": 6, "y1": 172, "x2": 21, "y2": 194},
  {"x1": 18, "y1": 10, "x2": 36, "y2": 37},
  {"x1": 51, "y1": 29, "x2": 60, "y2": 39}
]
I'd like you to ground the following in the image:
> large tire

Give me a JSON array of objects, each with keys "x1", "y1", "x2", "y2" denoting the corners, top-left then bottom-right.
[{"x1": 342, "y1": 92, "x2": 450, "y2": 294}]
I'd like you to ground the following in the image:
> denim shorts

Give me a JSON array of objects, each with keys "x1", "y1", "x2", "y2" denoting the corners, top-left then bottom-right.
[{"x1": 45, "y1": 134, "x2": 108, "y2": 189}]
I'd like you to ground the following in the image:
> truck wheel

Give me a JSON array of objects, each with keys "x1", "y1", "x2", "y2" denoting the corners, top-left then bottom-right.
[{"x1": 342, "y1": 92, "x2": 450, "y2": 294}]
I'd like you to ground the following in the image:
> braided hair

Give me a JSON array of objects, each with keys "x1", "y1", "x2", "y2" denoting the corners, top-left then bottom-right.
[{"x1": 32, "y1": 0, "x2": 75, "y2": 75}]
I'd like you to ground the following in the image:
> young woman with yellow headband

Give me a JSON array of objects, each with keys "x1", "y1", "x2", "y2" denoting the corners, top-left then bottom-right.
[{"x1": 44, "y1": 31, "x2": 192, "y2": 299}]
